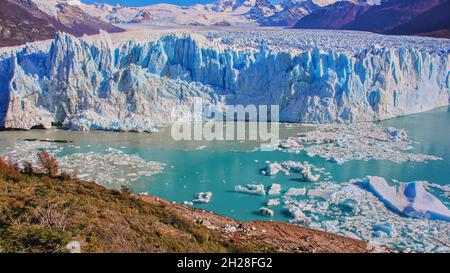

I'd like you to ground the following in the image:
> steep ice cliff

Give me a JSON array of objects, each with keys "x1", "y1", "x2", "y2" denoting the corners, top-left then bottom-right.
[{"x1": 0, "y1": 30, "x2": 449, "y2": 131}]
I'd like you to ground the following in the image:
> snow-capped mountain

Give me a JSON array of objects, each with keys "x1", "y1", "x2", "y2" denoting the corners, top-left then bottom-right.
[{"x1": 75, "y1": 0, "x2": 358, "y2": 27}]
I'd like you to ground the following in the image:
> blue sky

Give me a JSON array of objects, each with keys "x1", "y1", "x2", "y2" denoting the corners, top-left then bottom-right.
[{"x1": 81, "y1": 0, "x2": 216, "y2": 6}]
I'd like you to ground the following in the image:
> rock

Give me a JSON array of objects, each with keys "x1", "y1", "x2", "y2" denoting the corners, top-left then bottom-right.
[
  {"x1": 66, "y1": 241, "x2": 81, "y2": 253},
  {"x1": 234, "y1": 184, "x2": 266, "y2": 195}
]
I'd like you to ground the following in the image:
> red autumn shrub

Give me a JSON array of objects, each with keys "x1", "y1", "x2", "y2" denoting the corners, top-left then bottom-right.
[{"x1": 37, "y1": 151, "x2": 59, "y2": 177}]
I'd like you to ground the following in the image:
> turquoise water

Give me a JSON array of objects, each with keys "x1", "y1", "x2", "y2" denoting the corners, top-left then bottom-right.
[{"x1": 0, "y1": 107, "x2": 448, "y2": 223}]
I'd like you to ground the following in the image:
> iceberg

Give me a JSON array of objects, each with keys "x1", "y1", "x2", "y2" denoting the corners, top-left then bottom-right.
[
  {"x1": 1, "y1": 30, "x2": 449, "y2": 131},
  {"x1": 355, "y1": 176, "x2": 450, "y2": 222}
]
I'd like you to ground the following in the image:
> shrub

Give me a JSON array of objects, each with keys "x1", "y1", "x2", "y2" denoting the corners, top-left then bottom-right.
[
  {"x1": 37, "y1": 151, "x2": 59, "y2": 177},
  {"x1": 22, "y1": 161, "x2": 34, "y2": 175}
]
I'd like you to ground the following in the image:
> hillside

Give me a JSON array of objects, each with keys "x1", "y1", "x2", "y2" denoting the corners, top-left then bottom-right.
[
  {"x1": 0, "y1": 0, "x2": 124, "y2": 47},
  {"x1": 293, "y1": 0, "x2": 450, "y2": 38},
  {"x1": 0, "y1": 155, "x2": 370, "y2": 253}
]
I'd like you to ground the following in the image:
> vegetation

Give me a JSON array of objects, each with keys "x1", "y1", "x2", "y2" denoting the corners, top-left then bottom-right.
[{"x1": 0, "y1": 152, "x2": 272, "y2": 253}]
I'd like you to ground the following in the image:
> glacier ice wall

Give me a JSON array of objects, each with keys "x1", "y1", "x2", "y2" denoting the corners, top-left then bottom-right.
[{"x1": 0, "y1": 31, "x2": 449, "y2": 131}]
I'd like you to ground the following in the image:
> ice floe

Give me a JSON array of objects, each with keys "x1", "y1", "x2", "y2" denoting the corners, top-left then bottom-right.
[
  {"x1": 267, "y1": 183, "x2": 281, "y2": 196},
  {"x1": 278, "y1": 123, "x2": 443, "y2": 164},
  {"x1": 2, "y1": 141, "x2": 164, "y2": 188},
  {"x1": 266, "y1": 199, "x2": 280, "y2": 206},
  {"x1": 234, "y1": 184, "x2": 266, "y2": 196},
  {"x1": 193, "y1": 192, "x2": 213, "y2": 203},
  {"x1": 285, "y1": 188, "x2": 307, "y2": 197}
]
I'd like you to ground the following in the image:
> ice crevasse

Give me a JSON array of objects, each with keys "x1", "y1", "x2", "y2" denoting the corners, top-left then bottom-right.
[{"x1": 0, "y1": 31, "x2": 449, "y2": 131}]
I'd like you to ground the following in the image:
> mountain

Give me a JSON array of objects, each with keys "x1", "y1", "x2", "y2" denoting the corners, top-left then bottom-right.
[
  {"x1": 0, "y1": 0, "x2": 124, "y2": 47},
  {"x1": 256, "y1": 0, "x2": 319, "y2": 26},
  {"x1": 385, "y1": 0, "x2": 450, "y2": 38},
  {"x1": 294, "y1": 0, "x2": 450, "y2": 38},
  {"x1": 291, "y1": 1, "x2": 370, "y2": 29}
]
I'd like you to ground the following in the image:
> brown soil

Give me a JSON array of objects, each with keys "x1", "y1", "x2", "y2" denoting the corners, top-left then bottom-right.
[{"x1": 137, "y1": 195, "x2": 375, "y2": 253}]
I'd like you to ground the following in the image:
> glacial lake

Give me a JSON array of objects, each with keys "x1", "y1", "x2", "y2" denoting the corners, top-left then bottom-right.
[{"x1": 0, "y1": 106, "x2": 449, "y2": 252}]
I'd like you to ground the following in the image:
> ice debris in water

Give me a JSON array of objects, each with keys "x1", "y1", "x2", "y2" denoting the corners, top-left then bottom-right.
[
  {"x1": 262, "y1": 161, "x2": 330, "y2": 181},
  {"x1": 282, "y1": 177, "x2": 450, "y2": 252},
  {"x1": 354, "y1": 176, "x2": 450, "y2": 222},
  {"x1": 278, "y1": 123, "x2": 443, "y2": 164},
  {"x1": 3, "y1": 142, "x2": 163, "y2": 188},
  {"x1": 234, "y1": 184, "x2": 266, "y2": 196},
  {"x1": 193, "y1": 192, "x2": 213, "y2": 203}
]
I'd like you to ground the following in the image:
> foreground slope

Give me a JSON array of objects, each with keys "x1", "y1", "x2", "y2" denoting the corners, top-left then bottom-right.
[
  {"x1": 0, "y1": 159, "x2": 369, "y2": 253},
  {"x1": 0, "y1": 29, "x2": 448, "y2": 131}
]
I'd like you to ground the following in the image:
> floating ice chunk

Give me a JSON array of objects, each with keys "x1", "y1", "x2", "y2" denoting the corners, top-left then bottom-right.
[
  {"x1": 259, "y1": 207, "x2": 274, "y2": 217},
  {"x1": 384, "y1": 127, "x2": 408, "y2": 142},
  {"x1": 234, "y1": 184, "x2": 266, "y2": 196},
  {"x1": 285, "y1": 205, "x2": 310, "y2": 225},
  {"x1": 285, "y1": 188, "x2": 306, "y2": 196},
  {"x1": 193, "y1": 192, "x2": 213, "y2": 203},
  {"x1": 265, "y1": 163, "x2": 282, "y2": 176},
  {"x1": 268, "y1": 183, "x2": 282, "y2": 195},
  {"x1": 327, "y1": 156, "x2": 344, "y2": 164},
  {"x1": 300, "y1": 166, "x2": 320, "y2": 182},
  {"x1": 373, "y1": 223, "x2": 395, "y2": 237},
  {"x1": 279, "y1": 138, "x2": 301, "y2": 150},
  {"x1": 340, "y1": 199, "x2": 359, "y2": 212},
  {"x1": 267, "y1": 199, "x2": 280, "y2": 206},
  {"x1": 355, "y1": 176, "x2": 450, "y2": 222},
  {"x1": 307, "y1": 189, "x2": 336, "y2": 201}
]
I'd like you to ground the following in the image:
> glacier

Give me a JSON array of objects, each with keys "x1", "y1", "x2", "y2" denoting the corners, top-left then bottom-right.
[{"x1": 0, "y1": 29, "x2": 449, "y2": 131}]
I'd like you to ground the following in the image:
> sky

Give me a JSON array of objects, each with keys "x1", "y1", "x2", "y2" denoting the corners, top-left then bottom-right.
[{"x1": 81, "y1": 0, "x2": 216, "y2": 6}]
